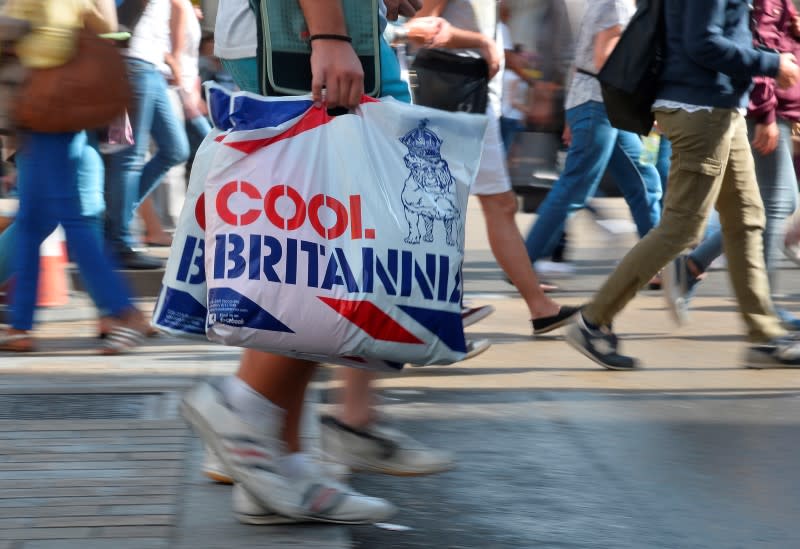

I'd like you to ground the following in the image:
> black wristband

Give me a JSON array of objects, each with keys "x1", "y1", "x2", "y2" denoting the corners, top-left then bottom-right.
[{"x1": 308, "y1": 34, "x2": 352, "y2": 43}]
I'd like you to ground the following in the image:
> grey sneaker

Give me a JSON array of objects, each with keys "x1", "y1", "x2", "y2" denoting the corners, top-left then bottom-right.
[
  {"x1": 662, "y1": 255, "x2": 700, "y2": 326},
  {"x1": 746, "y1": 336, "x2": 800, "y2": 369},
  {"x1": 565, "y1": 314, "x2": 639, "y2": 371},
  {"x1": 320, "y1": 416, "x2": 456, "y2": 476},
  {"x1": 181, "y1": 382, "x2": 395, "y2": 524},
  {"x1": 464, "y1": 338, "x2": 491, "y2": 360},
  {"x1": 461, "y1": 304, "x2": 496, "y2": 328}
]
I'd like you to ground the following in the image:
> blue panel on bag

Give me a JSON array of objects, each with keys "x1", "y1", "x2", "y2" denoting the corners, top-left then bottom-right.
[
  {"x1": 208, "y1": 287, "x2": 295, "y2": 333},
  {"x1": 397, "y1": 305, "x2": 467, "y2": 353},
  {"x1": 156, "y1": 287, "x2": 207, "y2": 335},
  {"x1": 208, "y1": 87, "x2": 234, "y2": 130},
  {"x1": 230, "y1": 96, "x2": 313, "y2": 131}
]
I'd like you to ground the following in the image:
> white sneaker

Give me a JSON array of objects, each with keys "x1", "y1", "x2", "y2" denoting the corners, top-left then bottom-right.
[
  {"x1": 232, "y1": 484, "x2": 300, "y2": 525},
  {"x1": 783, "y1": 241, "x2": 800, "y2": 267},
  {"x1": 534, "y1": 260, "x2": 576, "y2": 278},
  {"x1": 181, "y1": 382, "x2": 395, "y2": 524},
  {"x1": 203, "y1": 445, "x2": 233, "y2": 484},
  {"x1": 320, "y1": 416, "x2": 456, "y2": 476},
  {"x1": 202, "y1": 398, "x2": 350, "y2": 485},
  {"x1": 204, "y1": 446, "x2": 350, "y2": 485},
  {"x1": 461, "y1": 304, "x2": 496, "y2": 328}
]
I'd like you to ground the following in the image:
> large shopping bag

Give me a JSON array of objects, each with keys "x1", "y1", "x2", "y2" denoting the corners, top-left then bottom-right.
[
  {"x1": 151, "y1": 84, "x2": 235, "y2": 338},
  {"x1": 151, "y1": 87, "x2": 369, "y2": 342},
  {"x1": 204, "y1": 94, "x2": 487, "y2": 366}
]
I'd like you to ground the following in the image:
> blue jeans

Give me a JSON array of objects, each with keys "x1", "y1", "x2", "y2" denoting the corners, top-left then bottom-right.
[
  {"x1": 524, "y1": 101, "x2": 663, "y2": 261},
  {"x1": 222, "y1": 38, "x2": 411, "y2": 103},
  {"x1": 105, "y1": 58, "x2": 190, "y2": 248},
  {"x1": 690, "y1": 118, "x2": 798, "y2": 295},
  {"x1": 186, "y1": 115, "x2": 211, "y2": 160},
  {"x1": 2, "y1": 135, "x2": 105, "y2": 285},
  {"x1": 12, "y1": 132, "x2": 134, "y2": 330},
  {"x1": 0, "y1": 222, "x2": 15, "y2": 284},
  {"x1": 500, "y1": 117, "x2": 525, "y2": 153},
  {"x1": 656, "y1": 136, "x2": 672, "y2": 208}
]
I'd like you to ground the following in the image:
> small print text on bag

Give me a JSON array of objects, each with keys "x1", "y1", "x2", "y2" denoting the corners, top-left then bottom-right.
[{"x1": 14, "y1": 28, "x2": 131, "y2": 133}]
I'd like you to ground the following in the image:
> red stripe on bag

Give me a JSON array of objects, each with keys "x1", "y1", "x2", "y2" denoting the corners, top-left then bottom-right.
[
  {"x1": 217, "y1": 107, "x2": 333, "y2": 153},
  {"x1": 219, "y1": 96, "x2": 378, "y2": 154},
  {"x1": 318, "y1": 297, "x2": 424, "y2": 344}
]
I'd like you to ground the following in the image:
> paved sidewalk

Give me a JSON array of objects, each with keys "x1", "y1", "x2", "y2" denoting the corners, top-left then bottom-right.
[{"x1": 1, "y1": 198, "x2": 799, "y2": 547}]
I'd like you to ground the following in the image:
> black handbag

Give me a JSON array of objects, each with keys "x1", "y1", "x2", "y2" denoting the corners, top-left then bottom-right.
[{"x1": 410, "y1": 49, "x2": 489, "y2": 113}]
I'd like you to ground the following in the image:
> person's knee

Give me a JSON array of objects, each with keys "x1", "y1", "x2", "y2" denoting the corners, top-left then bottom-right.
[
  {"x1": 659, "y1": 208, "x2": 708, "y2": 249},
  {"x1": 164, "y1": 137, "x2": 191, "y2": 167}
]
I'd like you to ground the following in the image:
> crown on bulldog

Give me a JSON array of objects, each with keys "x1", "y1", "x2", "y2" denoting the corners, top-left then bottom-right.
[{"x1": 400, "y1": 120, "x2": 443, "y2": 158}]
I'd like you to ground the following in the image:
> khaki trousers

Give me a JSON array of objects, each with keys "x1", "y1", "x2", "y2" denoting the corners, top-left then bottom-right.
[{"x1": 584, "y1": 108, "x2": 785, "y2": 343}]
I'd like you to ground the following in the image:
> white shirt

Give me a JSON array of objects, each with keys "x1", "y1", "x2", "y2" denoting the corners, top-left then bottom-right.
[
  {"x1": 214, "y1": 0, "x2": 257, "y2": 59},
  {"x1": 179, "y1": 0, "x2": 203, "y2": 90},
  {"x1": 128, "y1": 0, "x2": 172, "y2": 68},
  {"x1": 215, "y1": 0, "x2": 388, "y2": 60},
  {"x1": 652, "y1": 100, "x2": 713, "y2": 113}
]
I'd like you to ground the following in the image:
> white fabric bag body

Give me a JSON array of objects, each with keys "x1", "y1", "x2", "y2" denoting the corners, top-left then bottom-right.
[{"x1": 152, "y1": 84, "x2": 236, "y2": 338}]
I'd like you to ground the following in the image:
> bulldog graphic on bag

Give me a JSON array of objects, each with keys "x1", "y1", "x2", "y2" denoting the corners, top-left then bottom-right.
[{"x1": 203, "y1": 93, "x2": 487, "y2": 366}]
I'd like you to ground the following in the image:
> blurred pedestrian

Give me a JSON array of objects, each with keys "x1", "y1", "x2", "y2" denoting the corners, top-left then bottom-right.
[
  {"x1": 408, "y1": 0, "x2": 580, "y2": 334},
  {"x1": 166, "y1": 0, "x2": 210, "y2": 160},
  {"x1": 140, "y1": 0, "x2": 211, "y2": 247},
  {"x1": 181, "y1": 0, "x2": 449, "y2": 526},
  {"x1": 104, "y1": 0, "x2": 189, "y2": 269},
  {"x1": 500, "y1": 44, "x2": 529, "y2": 153},
  {"x1": 0, "y1": 0, "x2": 150, "y2": 353},
  {"x1": 567, "y1": 0, "x2": 800, "y2": 370},
  {"x1": 662, "y1": 0, "x2": 800, "y2": 329},
  {"x1": 523, "y1": 0, "x2": 663, "y2": 275}
]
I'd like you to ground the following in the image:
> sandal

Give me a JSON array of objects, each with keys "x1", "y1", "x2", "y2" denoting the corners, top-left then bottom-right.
[
  {"x1": 100, "y1": 325, "x2": 146, "y2": 355},
  {"x1": 0, "y1": 332, "x2": 36, "y2": 353},
  {"x1": 97, "y1": 317, "x2": 159, "y2": 339}
]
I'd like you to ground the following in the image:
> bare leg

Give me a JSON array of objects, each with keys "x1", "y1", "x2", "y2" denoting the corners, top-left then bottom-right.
[
  {"x1": 478, "y1": 191, "x2": 560, "y2": 319},
  {"x1": 138, "y1": 197, "x2": 171, "y2": 245},
  {"x1": 336, "y1": 368, "x2": 376, "y2": 429},
  {"x1": 237, "y1": 349, "x2": 316, "y2": 453}
]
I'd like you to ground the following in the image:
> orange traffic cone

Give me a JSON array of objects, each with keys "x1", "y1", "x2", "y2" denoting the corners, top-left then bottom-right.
[{"x1": 37, "y1": 226, "x2": 69, "y2": 307}]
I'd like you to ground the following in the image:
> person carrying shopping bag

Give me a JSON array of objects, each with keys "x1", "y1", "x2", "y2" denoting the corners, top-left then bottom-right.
[{"x1": 180, "y1": 0, "x2": 466, "y2": 526}]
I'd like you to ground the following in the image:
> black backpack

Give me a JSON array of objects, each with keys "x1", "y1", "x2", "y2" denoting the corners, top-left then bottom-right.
[
  {"x1": 116, "y1": 0, "x2": 150, "y2": 33},
  {"x1": 598, "y1": 0, "x2": 666, "y2": 135}
]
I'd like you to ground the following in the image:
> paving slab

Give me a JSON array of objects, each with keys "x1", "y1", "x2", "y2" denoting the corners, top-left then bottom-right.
[{"x1": 1, "y1": 197, "x2": 799, "y2": 547}]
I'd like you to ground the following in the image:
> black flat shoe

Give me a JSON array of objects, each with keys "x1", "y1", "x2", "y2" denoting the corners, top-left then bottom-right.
[{"x1": 531, "y1": 305, "x2": 582, "y2": 336}]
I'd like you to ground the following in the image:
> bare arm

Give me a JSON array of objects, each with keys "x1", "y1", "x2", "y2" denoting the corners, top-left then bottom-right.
[
  {"x1": 84, "y1": 0, "x2": 118, "y2": 34},
  {"x1": 297, "y1": 0, "x2": 363, "y2": 108},
  {"x1": 165, "y1": 0, "x2": 188, "y2": 87},
  {"x1": 593, "y1": 24, "x2": 622, "y2": 71},
  {"x1": 407, "y1": 16, "x2": 501, "y2": 78}
]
